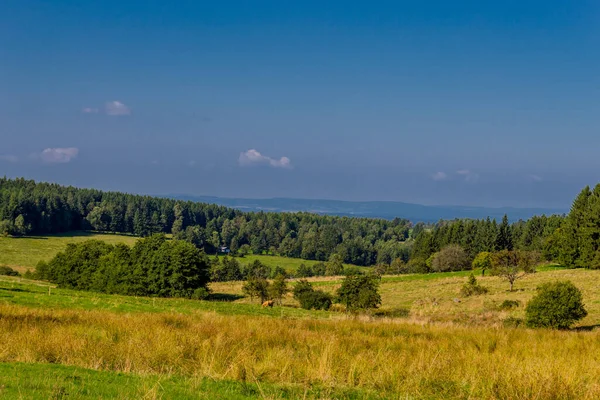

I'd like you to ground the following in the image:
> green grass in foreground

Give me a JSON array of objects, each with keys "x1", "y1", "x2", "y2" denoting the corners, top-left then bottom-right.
[{"x1": 0, "y1": 363, "x2": 376, "y2": 400}]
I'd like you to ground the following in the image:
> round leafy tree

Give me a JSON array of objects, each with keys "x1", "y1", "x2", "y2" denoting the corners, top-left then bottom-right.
[
  {"x1": 336, "y1": 274, "x2": 381, "y2": 313},
  {"x1": 525, "y1": 281, "x2": 587, "y2": 329}
]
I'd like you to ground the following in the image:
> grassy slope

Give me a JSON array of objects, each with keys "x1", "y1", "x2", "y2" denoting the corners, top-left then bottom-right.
[
  {"x1": 0, "y1": 232, "x2": 365, "y2": 274},
  {"x1": 0, "y1": 232, "x2": 138, "y2": 273}
]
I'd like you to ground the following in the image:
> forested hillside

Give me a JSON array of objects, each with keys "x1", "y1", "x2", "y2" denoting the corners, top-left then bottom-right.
[{"x1": 1, "y1": 177, "x2": 592, "y2": 268}]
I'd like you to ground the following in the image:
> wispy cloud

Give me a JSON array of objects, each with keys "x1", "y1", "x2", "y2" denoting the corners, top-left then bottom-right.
[
  {"x1": 105, "y1": 101, "x2": 131, "y2": 116},
  {"x1": 456, "y1": 169, "x2": 479, "y2": 183},
  {"x1": 239, "y1": 149, "x2": 292, "y2": 169},
  {"x1": 82, "y1": 101, "x2": 131, "y2": 116},
  {"x1": 38, "y1": 148, "x2": 79, "y2": 164},
  {"x1": 0, "y1": 155, "x2": 18, "y2": 163},
  {"x1": 431, "y1": 171, "x2": 447, "y2": 181},
  {"x1": 527, "y1": 174, "x2": 543, "y2": 182}
]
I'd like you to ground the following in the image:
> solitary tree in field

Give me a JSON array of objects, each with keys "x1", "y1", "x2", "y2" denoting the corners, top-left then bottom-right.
[
  {"x1": 491, "y1": 250, "x2": 538, "y2": 291},
  {"x1": 336, "y1": 273, "x2": 381, "y2": 313},
  {"x1": 472, "y1": 252, "x2": 492, "y2": 276}
]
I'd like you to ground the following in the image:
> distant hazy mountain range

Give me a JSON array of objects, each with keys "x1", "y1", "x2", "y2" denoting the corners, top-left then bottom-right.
[{"x1": 169, "y1": 195, "x2": 567, "y2": 223}]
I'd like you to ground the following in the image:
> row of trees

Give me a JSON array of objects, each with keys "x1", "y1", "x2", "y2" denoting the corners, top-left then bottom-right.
[{"x1": 36, "y1": 235, "x2": 210, "y2": 298}]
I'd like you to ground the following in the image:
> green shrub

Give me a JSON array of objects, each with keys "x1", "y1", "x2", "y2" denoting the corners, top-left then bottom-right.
[
  {"x1": 372, "y1": 308, "x2": 410, "y2": 318},
  {"x1": 343, "y1": 266, "x2": 363, "y2": 276},
  {"x1": 298, "y1": 290, "x2": 333, "y2": 310},
  {"x1": 499, "y1": 300, "x2": 521, "y2": 310},
  {"x1": 460, "y1": 274, "x2": 488, "y2": 297},
  {"x1": 0, "y1": 266, "x2": 20, "y2": 277},
  {"x1": 191, "y1": 287, "x2": 210, "y2": 300},
  {"x1": 292, "y1": 279, "x2": 314, "y2": 300},
  {"x1": 525, "y1": 281, "x2": 587, "y2": 329},
  {"x1": 503, "y1": 316, "x2": 524, "y2": 328}
]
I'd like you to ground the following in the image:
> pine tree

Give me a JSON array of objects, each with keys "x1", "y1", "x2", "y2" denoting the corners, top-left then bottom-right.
[{"x1": 495, "y1": 215, "x2": 513, "y2": 251}]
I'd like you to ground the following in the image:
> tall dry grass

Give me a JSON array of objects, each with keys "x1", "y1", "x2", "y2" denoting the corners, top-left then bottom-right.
[{"x1": 1, "y1": 303, "x2": 600, "y2": 399}]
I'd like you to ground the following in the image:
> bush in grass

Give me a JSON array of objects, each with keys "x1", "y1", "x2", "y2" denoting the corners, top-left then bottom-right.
[
  {"x1": 499, "y1": 300, "x2": 521, "y2": 310},
  {"x1": 503, "y1": 316, "x2": 524, "y2": 328},
  {"x1": 0, "y1": 266, "x2": 20, "y2": 277},
  {"x1": 191, "y1": 287, "x2": 210, "y2": 300},
  {"x1": 460, "y1": 274, "x2": 488, "y2": 297},
  {"x1": 292, "y1": 279, "x2": 332, "y2": 310},
  {"x1": 343, "y1": 266, "x2": 363, "y2": 276},
  {"x1": 298, "y1": 290, "x2": 333, "y2": 310},
  {"x1": 372, "y1": 308, "x2": 410, "y2": 318},
  {"x1": 525, "y1": 281, "x2": 587, "y2": 329}
]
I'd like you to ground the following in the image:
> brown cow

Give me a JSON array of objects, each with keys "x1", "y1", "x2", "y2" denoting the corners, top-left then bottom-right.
[{"x1": 262, "y1": 300, "x2": 274, "y2": 308}]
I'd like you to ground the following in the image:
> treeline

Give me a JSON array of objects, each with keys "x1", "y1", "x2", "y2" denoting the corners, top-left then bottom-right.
[
  {"x1": 36, "y1": 235, "x2": 210, "y2": 298},
  {"x1": 3, "y1": 177, "x2": 592, "y2": 269},
  {"x1": 0, "y1": 177, "x2": 411, "y2": 265},
  {"x1": 407, "y1": 214, "x2": 563, "y2": 271}
]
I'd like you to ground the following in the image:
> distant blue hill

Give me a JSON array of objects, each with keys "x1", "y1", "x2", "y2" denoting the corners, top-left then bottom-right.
[{"x1": 168, "y1": 195, "x2": 567, "y2": 223}]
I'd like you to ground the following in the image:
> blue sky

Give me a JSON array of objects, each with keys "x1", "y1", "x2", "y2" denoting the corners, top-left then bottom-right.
[{"x1": 1, "y1": 1, "x2": 599, "y2": 208}]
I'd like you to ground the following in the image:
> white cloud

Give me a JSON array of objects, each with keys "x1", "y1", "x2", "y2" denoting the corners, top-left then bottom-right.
[
  {"x1": 456, "y1": 169, "x2": 479, "y2": 183},
  {"x1": 39, "y1": 148, "x2": 79, "y2": 164},
  {"x1": 528, "y1": 174, "x2": 543, "y2": 182},
  {"x1": 187, "y1": 160, "x2": 197, "y2": 167},
  {"x1": 82, "y1": 107, "x2": 99, "y2": 114},
  {"x1": 239, "y1": 149, "x2": 292, "y2": 169},
  {"x1": 0, "y1": 155, "x2": 18, "y2": 163},
  {"x1": 431, "y1": 171, "x2": 447, "y2": 181},
  {"x1": 105, "y1": 101, "x2": 131, "y2": 116}
]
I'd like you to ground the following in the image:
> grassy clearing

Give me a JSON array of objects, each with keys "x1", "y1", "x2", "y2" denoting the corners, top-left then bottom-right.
[
  {"x1": 1, "y1": 300, "x2": 600, "y2": 398},
  {"x1": 0, "y1": 232, "x2": 138, "y2": 273}
]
